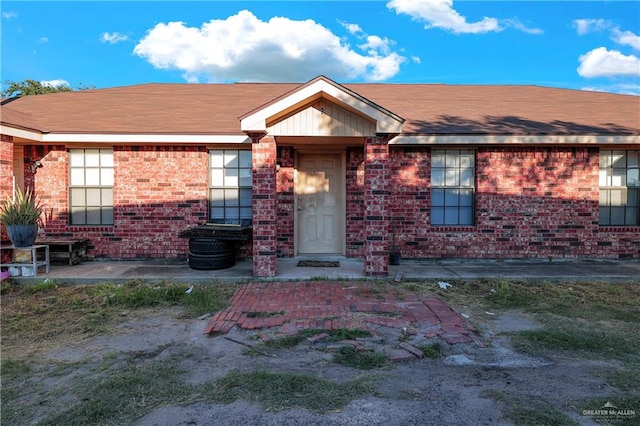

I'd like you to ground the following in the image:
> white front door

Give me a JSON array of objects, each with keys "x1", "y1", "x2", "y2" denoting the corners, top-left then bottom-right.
[{"x1": 296, "y1": 153, "x2": 343, "y2": 254}]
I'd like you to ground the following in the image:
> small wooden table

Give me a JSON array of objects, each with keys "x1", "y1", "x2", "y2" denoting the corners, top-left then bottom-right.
[{"x1": 1, "y1": 244, "x2": 50, "y2": 276}]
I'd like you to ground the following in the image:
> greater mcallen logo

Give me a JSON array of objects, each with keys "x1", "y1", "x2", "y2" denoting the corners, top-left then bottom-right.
[{"x1": 582, "y1": 401, "x2": 636, "y2": 421}]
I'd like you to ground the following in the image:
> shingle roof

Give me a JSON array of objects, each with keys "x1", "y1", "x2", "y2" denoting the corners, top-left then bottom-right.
[{"x1": 1, "y1": 81, "x2": 639, "y2": 135}]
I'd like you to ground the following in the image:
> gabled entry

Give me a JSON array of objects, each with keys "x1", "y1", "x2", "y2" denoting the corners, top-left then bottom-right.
[{"x1": 241, "y1": 76, "x2": 404, "y2": 277}]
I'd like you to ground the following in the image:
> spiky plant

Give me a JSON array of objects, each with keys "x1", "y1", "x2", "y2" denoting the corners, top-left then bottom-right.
[{"x1": 0, "y1": 187, "x2": 43, "y2": 225}]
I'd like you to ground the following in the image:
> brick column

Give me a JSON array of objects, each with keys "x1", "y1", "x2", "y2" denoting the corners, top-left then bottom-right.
[
  {"x1": 1, "y1": 134, "x2": 14, "y2": 245},
  {"x1": 364, "y1": 136, "x2": 390, "y2": 276},
  {"x1": 251, "y1": 134, "x2": 278, "y2": 277}
]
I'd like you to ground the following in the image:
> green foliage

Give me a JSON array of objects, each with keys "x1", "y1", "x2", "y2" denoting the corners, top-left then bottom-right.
[
  {"x1": 204, "y1": 370, "x2": 374, "y2": 413},
  {"x1": 332, "y1": 346, "x2": 389, "y2": 370},
  {"x1": 0, "y1": 187, "x2": 44, "y2": 225},
  {"x1": 417, "y1": 342, "x2": 444, "y2": 359}
]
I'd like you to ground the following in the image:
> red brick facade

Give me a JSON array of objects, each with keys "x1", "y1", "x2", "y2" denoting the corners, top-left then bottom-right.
[{"x1": 2, "y1": 139, "x2": 638, "y2": 272}]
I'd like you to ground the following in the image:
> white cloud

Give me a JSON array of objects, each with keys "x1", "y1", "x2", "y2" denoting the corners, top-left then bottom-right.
[
  {"x1": 573, "y1": 19, "x2": 611, "y2": 35},
  {"x1": 41, "y1": 79, "x2": 70, "y2": 88},
  {"x1": 386, "y1": 0, "x2": 502, "y2": 34},
  {"x1": 2, "y1": 11, "x2": 18, "y2": 19},
  {"x1": 611, "y1": 28, "x2": 640, "y2": 51},
  {"x1": 503, "y1": 18, "x2": 543, "y2": 35},
  {"x1": 577, "y1": 47, "x2": 640, "y2": 78},
  {"x1": 101, "y1": 32, "x2": 129, "y2": 44},
  {"x1": 342, "y1": 22, "x2": 362, "y2": 35},
  {"x1": 133, "y1": 10, "x2": 405, "y2": 82},
  {"x1": 38, "y1": 37, "x2": 48, "y2": 43}
]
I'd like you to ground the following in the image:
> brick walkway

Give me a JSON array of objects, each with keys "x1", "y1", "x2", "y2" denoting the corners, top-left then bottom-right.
[{"x1": 205, "y1": 281, "x2": 476, "y2": 345}]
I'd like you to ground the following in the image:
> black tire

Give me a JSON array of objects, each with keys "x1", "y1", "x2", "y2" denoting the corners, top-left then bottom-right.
[
  {"x1": 188, "y1": 252, "x2": 236, "y2": 270},
  {"x1": 189, "y1": 238, "x2": 231, "y2": 255}
]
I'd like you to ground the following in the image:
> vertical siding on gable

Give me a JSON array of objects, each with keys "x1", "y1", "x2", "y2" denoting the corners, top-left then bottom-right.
[{"x1": 268, "y1": 100, "x2": 376, "y2": 136}]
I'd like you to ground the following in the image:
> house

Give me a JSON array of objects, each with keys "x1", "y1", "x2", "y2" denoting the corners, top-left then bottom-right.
[{"x1": 1, "y1": 75, "x2": 639, "y2": 277}]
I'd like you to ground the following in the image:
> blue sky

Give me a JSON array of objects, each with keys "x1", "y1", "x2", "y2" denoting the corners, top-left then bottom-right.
[{"x1": 1, "y1": 1, "x2": 639, "y2": 95}]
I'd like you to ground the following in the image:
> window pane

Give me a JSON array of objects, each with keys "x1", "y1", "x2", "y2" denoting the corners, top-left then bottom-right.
[
  {"x1": 102, "y1": 188, "x2": 113, "y2": 206},
  {"x1": 102, "y1": 208, "x2": 114, "y2": 225},
  {"x1": 431, "y1": 168, "x2": 445, "y2": 186},
  {"x1": 85, "y1": 168, "x2": 100, "y2": 186},
  {"x1": 224, "y1": 188, "x2": 239, "y2": 204},
  {"x1": 599, "y1": 189, "x2": 609, "y2": 205},
  {"x1": 100, "y1": 150, "x2": 114, "y2": 167},
  {"x1": 460, "y1": 168, "x2": 474, "y2": 187},
  {"x1": 432, "y1": 207, "x2": 444, "y2": 225},
  {"x1": 86, "y1": 188, "x2": 101, "y2": 206},
  {"x1": 459, "y1": 151, "x2": 474, "y2": 167},
  {"x1": 239, "y1": 150, "x2": 252, "y2": 168},
  {"x1": 431, "y1": 151, "x2": 445, "y2": 167},
  {"x1": 210, "y1": 150, "x2": 224, "y2": 167},
  {"x1": 85, "y1": 150, "x2": 100, "y2": 167},
  {"x1": 628, "y1": 189, "x2": 639, "y2": 207},
  {"x1": 71, "y1": 208, "x2": 85, "y2": 225},
  {"x1": 459, "y1": 207, "x2": 473, "y2": 225},
  {"x1": 224, "y1": 151, "x2": 238, "y2": 167},
  {"x1": 445, "y1": 152, "x2": 459, "y2": 167},
  {"x1": 211, "y1": 207, "x2": 224, "y2": 219},
  {"x1": 211, "y1": 169, "x2": 224, "y2": 186},
  {"x1": 70, "y1": 151, "x2": 84, "y2": 167},
  {"x1": 239, "y1": 188, "x2": 252, "y2": 207},
  {"x1": 225, "y1": 207, "x2": 239, "y2": 220},
  {"x1": 599, "y1": 169, "x2": 610, "y2": 187},
  {"x1": 612, "y1": 151, "x2": 626, "y2": 168},
  {"x1": 612, "y1": 169, "x2": 626, "y2": 186},
  {"x1": 599, "y1": 150, "x2": 611, "y2": 168},
  {"x1": 101, "y1": 168, "x2": 114, "y2": 186},
  {"x1": 239, "y1": 168, "x2": 252, "y2": 186},
  {"x1": 70, "y1": 188, "x2": 85, "y2": 206},
  {"x1": 240, "y1": 207, "x2": 252, "y2": 219},
  {"x1": 445, "y1": 169, "x2": 459, "y2": 186},
  {"x1": 610, "y1": 189, "x2": 624, "y2": 206},
  {"x1": 628, "y1": 167, "x2": 639, "y2": 187},
  {"x1": 444, "y1": 189, "x2": 458, "y2": 206},
  {"x1": 432, "y1": 188, "x2": 444, "y2": 206},
  {"x1": 610, "y1": 207, "x2": 625, "y2": 225},
  {"x1": 625, "y1": 208, "x2": 639, "y2": 225},
  {"x1": 599, "y1": 207, "x2": 609, "y2": 225},
  {"x1": 211, "y1": 189, "x2": 224, "y2": 206},
  {"x1": 225, "y1": 168, "x2": 239, "y2": 186},
  {"x1": 70, "y1": 169, "x2": 85, "y2": 186},
  {"x1": 459, "y1": 189, "x2": 473, "y2": 206},
  {"x1": 85, "y1": 208, "x2": 101, "y2": 225},
  {"x1": 444, "y1": 208, "x2": 459, "y2": 224}
]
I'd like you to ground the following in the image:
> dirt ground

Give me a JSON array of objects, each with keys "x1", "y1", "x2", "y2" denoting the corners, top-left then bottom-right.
[{"x1": 15, "y1": 303, "x2": 619, "y2": 426}]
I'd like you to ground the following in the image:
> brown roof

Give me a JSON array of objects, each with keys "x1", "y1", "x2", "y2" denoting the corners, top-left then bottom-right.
[{"x1": 1, "y1": 81, "x2": 639, "y2": 135}]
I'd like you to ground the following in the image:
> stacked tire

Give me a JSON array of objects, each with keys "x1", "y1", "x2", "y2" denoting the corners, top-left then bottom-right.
[{"x1": 188, "y1": 238, "x2": 235, "y2": 270}]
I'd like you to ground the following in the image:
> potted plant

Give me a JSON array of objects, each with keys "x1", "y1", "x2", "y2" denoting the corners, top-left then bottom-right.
[{"x1": 0, "y1": 187, "x2": 43, "y2": 247}]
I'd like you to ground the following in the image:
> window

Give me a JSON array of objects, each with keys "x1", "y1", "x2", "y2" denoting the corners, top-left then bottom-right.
[
  {"x1": 599, "y1": 150, "x2": 639, "y2": 226},
  {"x1": 209, "y1": 150, "x2": 252, "y2": 226},
  {"x1": 431, "y1": 149, "x2": 475, "y2": 225},
  {"x1": 69, "y1": 149, "x2": 114, "y2": 225}
]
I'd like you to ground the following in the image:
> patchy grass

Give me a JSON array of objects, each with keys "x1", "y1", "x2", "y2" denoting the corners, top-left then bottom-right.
[
  {"x1": 485, "y1": 390, "x2": 579, "y2": 426},
  {"x1": 0, "y1": 279, "x2": 236, "y2": 358},
  {"x1": 203, "y1": 370, "x2": 375, "y2": 413},
  {"x1": 417, "y1": 342, "x2": 444, "y2": 359},
  {"x1": 39, "y1": 363, "x2": 195, "y2": 426},
  {"x1": 332, "y1": 346, "x2": 390, "y2": 370}
]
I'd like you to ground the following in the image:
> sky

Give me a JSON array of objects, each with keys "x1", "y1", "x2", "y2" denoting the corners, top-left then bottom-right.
[{"x1": 1, "y1": 1, "x2": 639, "y2": 95}]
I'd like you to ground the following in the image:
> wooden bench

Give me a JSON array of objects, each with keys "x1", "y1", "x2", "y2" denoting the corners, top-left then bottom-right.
[{"x1": 36, "y1": 238, "x2": 89, "y2": 265}]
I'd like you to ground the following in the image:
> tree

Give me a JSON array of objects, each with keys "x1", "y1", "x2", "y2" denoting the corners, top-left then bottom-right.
[{"x1": 1, "y1": 79, "x2": 94, "y2": 98}]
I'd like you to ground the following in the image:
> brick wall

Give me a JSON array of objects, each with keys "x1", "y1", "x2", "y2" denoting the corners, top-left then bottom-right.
[
  {"x1": 276, "y1": 146, "x2": 294, "y2": 257},
  {"x1": 1, "y1": 136, "x2": 13, "y2": 256},
  {"x1": 252, "y1": 135, "x2": 277, "y2": 276},
  {"x1": 14, "y1": 144, "x2": 209, "y2": 259},
  {"x1": 389, "y1": 146, "x2": 640, "y2": 259}
]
